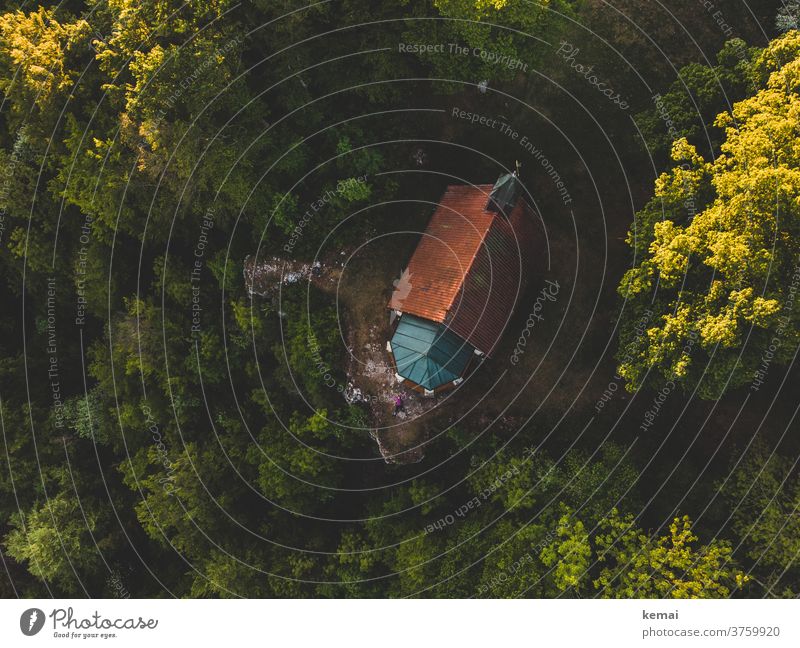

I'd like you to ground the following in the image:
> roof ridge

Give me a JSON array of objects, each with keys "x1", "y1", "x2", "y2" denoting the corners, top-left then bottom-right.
[{"x1": 441, "y1": 185, "x2": 499, "y2": 318}]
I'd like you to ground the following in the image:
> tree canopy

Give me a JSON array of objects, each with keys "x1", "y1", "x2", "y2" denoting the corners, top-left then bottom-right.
[{"x1": 618, "y1": 31, "x2": 800, "y2": 398}]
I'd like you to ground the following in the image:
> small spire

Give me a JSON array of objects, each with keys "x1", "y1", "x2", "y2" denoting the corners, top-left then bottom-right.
[{"x1": 486, "y1": 167, "x2": 522, "y2": 216}]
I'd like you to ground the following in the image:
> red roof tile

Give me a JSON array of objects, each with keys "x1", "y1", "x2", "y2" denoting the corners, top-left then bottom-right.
[{"x1": 388, "y1": 184, "x2": 536, "y2": 356}]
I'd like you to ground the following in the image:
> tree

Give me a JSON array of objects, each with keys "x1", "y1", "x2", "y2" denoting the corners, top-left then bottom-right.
[
  {"x1": 540, "y1": 508, "x2": 591, "y2": 591},
  {"x1": 4, "y1": 492, "x2": 105, "y2": 589},
  {"x1": 190, "y1": 550, "x2": 272, "y2": 598},
  {"x1": 617, "y1": 31, "x2": 800, "y2": 398},
  {"x1": 0, "y1": 7, "x2": 90, "y2": 115},
  {"x1": 776, "y1": 1, "x2": 800, "y2": 33},
  {"x1": 250, "y1": 410, "x2": 344, "y2": 511},
  {"x1": 403, "y1": 0, "x2": 577, "y2": 87},
  {"x1": 593, "y1": 510, "x2": 748, "y2": 598},
  {"x1": 0, "y1": 0, "x2": 791, "y2": 601},
  {"x1": 635, "y1": 39, "x2": 758, "y2": 162},
  {"x1": 717, "y1": 443, "x2": 800, "y2": 596}
]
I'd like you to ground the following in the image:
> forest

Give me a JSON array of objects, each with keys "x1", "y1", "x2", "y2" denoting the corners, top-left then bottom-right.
[{"x1": 1, "y1": 0, "x2": 799, "y2": 599}]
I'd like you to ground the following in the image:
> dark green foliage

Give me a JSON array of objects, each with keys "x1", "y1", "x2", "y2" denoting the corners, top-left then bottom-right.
[
  {"x1": 635, "y1": 39, "x2": 758, "y2": 163},
  {"x1": 0, "y1": 0, "x2": 795, "y2": 600}
]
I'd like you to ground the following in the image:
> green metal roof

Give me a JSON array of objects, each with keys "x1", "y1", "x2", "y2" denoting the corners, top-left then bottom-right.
[
  {"x1": 486, "y1": 171, "x2": 521, "y2": 216},
  {"x1": 390, "y1": 314, "x2": 474, "y2": 390}
]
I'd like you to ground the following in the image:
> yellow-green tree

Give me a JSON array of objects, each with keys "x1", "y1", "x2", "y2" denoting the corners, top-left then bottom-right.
[
  {"x1": 5, "y1": 492, "x2": 104, "y2": 587},
  {"x1": 593, "y1": 510, "x2": 748, "y2": 598},
  {"x1": 618, "y1": 31, "x2": 800, "y2": 398},
  {"x1": 0, "y1": 7, "x2": 90, "y2": 115}
]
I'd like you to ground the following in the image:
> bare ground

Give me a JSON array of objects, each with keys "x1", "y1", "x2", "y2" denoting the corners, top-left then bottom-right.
[{"x1": 244, "y1": 236, "x2": 440, "y2": 464}]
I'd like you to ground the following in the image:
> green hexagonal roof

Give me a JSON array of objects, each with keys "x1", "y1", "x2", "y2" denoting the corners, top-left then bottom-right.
[{"x1": 390, "y1": 314, "x2": 474, "y2": 390}]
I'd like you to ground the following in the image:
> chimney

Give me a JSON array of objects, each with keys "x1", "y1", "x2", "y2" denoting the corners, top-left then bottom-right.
[{"x1": 485, "y1": 162, "x2": 522, "y2": 217}]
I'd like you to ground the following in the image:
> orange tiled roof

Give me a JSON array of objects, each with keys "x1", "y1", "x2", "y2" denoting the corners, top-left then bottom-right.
[{"x1": 388, "y1": 184, "x2": 536, "y2": 356}]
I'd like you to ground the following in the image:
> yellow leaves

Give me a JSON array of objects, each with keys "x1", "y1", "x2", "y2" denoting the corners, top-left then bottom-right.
[
  {"x1": 0, "y1": 8, "x2": 90, "y2": 109},
  {"x1": 476, "y1": 0, "x2": 511, "y2": 9},
  {"x1": 653, "y1": 139, "x2": 710, "y2": 204},
  {"x1": 436, "y1": 0, "x2": 523, "y2": 17},
  {"x1": 618, "y1": 264, "x2": 655, "y2": 297},
  {"x1": 670, "y1": 138, "x2": 705, "y2": 167},
  {"x1": 728, "y1": 288, "x2": 781, "y2": 327},
  {"x1": 726, "y1": 287, "x2": 753, "y2": 315},
  {"x1": 646, "y1": 304, "x2": 695, "y2": 373},
  {"x1": 127, "y1": 45, "x2": 167, "y2": 113},
  {"x1": 699, "y1": 310, "x2": 738, "y2": 347},
  {"x1": 96, "y1": 1, "x2": 237, "y2": 74},
  {"x1": 719, "y1": 92, "x2": 800, "y2": 177},
  {"x1": 540, "y1": 511, "x2": 591, "y2": 592},
  {"x1": 704, "y1": 230, "x2": 750, "y2": 275},
  {"x1": 751, "y1": 295, "x2": 782, "y2": 324},
  {"x1": 697, "y1": 288, "x2": 781, "y2": 347},
  {"x1": 619, "y1": 35, "x2": 800, "y2": 396},
  {"x1": 130, "y1": 44, "x2": 166, "y2": 82},
  {"x1": 595, "y1": 510, "x2": 745, "y2": 598},
  {"x1": 752, "y1": 29, "x2": 800, "y2": 92},
  {"x1": 650, "y1": 220, "x2": 699, "y2": 285},
  {"x1": 706, "y1": 279, "x2": 726, "y2": 302}
]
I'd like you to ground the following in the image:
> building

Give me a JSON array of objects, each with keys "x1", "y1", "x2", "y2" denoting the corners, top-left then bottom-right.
[{"x1": 386, "y1": 171, "x2": 537, "y2": 395}]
